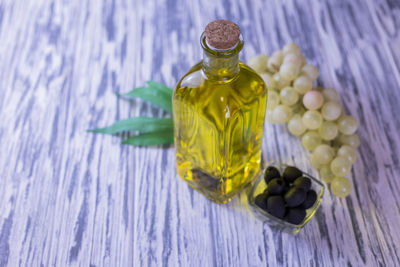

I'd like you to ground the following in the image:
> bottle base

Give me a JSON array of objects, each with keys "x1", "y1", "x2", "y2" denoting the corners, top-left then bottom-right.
[{"x1": 179, "y1": 168, "x2": 262, "y2": 204}]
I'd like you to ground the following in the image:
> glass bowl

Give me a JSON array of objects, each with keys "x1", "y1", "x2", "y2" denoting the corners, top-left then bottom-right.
[{"x1": 247, "y1": 163, "x2": 324, "y2": 235}]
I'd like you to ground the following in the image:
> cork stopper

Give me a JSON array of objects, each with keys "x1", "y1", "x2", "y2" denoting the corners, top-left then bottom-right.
[{"x1": 204, "y1": 20, "x2": 241, "y2": 50}]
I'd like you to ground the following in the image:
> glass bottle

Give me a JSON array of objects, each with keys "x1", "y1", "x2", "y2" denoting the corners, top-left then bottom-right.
[{"x1": 172, "y1": 20, "x2": 267, "y2": 203}]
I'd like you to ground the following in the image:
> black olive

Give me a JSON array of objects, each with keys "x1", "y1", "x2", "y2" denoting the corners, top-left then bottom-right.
[
  {"x1": 300, "y1": 190, "x2": 317, "y2": 209},
  {"x1": 267, "y1": 178, "x2": 285, "y2": 195},
  {"x1": 284, "y1": 187, "x2": 306, "y2": 207},
  {"x1": 282, "y1": 166, "x2": 302, "y2": 183},
  {"x1": 293, "y1": 176, "x2": 312, "y2": 191},
  {"x1": 264, "y1": 166, "x2": 281, "y2": 184},
  {"x1": 262, "y1": 189, "x2": 271, "y2": 198},
  {"x1": 285, "y1": 208, "x2": 306, "y2": 225},
  {"x1": 255, "y1": 194, "x2": 268, "y2": 211},
  {"x1": 267, "y1": 195, "x2": 286, "y2": 219},
  {"x1": 282, "y1": 183, "x2": 291, "y2": 194}
]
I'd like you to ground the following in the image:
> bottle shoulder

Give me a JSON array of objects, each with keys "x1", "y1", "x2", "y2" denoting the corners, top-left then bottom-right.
[
  {"x1": 237, "y1": 62, "x2": 266, "y2": 89},
  {"x1": 174, "y1": 61, "x2": 266, "y2": 96},
  {"x1": 175, "y1": 61, "x2": 204, "y2": 91}
]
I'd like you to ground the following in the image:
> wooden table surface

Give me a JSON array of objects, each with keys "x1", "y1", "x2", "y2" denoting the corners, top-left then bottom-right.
[{"x1": 1, "y1": 0, "x2": 400, "y2": 266}]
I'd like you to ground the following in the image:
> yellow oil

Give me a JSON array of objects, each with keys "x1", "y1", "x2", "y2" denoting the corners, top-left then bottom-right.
[{"x1": 173, "y1": 61, "x2": 267, "y2": 203}]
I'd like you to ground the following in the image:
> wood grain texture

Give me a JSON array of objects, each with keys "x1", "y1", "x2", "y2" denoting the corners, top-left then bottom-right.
[{"x1": 0, "y1": 0, "x2": 399, "y2": 266}]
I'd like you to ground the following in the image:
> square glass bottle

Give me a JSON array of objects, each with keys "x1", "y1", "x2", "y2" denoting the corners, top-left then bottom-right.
[{"x1": 173, "y1": 20, "x2": 268, "y2": 203}]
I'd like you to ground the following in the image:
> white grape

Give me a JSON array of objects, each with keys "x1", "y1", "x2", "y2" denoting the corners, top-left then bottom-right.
[
  {"x1": 321, "y1": 101, "x2": 342, "y2": 121},
  {"x1": 330, "y1": 156, "x2": 352, "y2": 177},
  {"x1": 318, "y1": 121, "x2": 339, "y2": 141},
  {"x1": 279, "y1": 62, "x2": 300, "y2": 81},
  {"x1": 302, "y1": 110, "x2": 323, "y2": 129},
  {"x1": 272, "y1": 105, "x2": 293, "y2": 123},
  {"x1": 298, "y1": 54, "x2": 306, "y2": 66},
  {"x1": 313, "y1": 144, "x2": 335, "y2": 165},
  {"x1": 313, "y1": 86, "x2": 324, "y2": 92},
  {"x1": 293, "y1": 75, "x2": 313, "y2": 94},
  {"x1": 337, "y1": 145, "x2": 357, "y2": 164},
  {"x1": 282, "y1": 43, "x2": 301, "y2": 55},
  {"x1": 280, "y1": 86, "x2": 299, "y2": 106},
  {"x1": 301, "y1": 131, "x2": 322, "y2": 151},
  {"x1": 266, "y1": 110, "x2": 276, "y2": 124},
  {"x1": 273, "y1": 73, "x2": 291, "y2": 90},
  {"x1": 338, "y1": 134, "x2": 360, "y2": 148},
  {"x1": 303, "y1": 90, "x2": 324, "y2": 110},
  {"x1": 331, "y1": 176, "x2": 352, "y2": 197},
  {"x1": 301, "y1": 64, "x2": 319, "y2": 81},
  {"x1": 267, "y1": 90, "x2": 280, "y2": 110},
  {"x1": 288, "y1": 114, "x2": 307, "y2": 136},
  {"x1": 322, "y1": 88, "x2": 339, "y2": 102},
  {"x1": 319, "y1": 165, "x2": 335, "y2": 183},
  {"x1": 283, "y1": 53, "x2": 304, "y2": 67},
  {"x1": 338, "y1": 115, "x2": 358, "y2": 135},
  {"x1": 248, "y1": 54, "x2": 269, "y2": 73},
  {"x1": 267, "y1": 51, "x2": 284, "y2": 73},
  {"x1": 309, "y1": 153, "x2": 321, "y2": 169},
  {"x1": 260, "y1": 73, "x2": 276, "y2": 90}
]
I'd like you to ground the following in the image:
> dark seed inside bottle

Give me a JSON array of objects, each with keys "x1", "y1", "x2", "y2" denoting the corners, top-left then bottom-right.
[{"x1": 191, "y1": 169, "x2": 221, "y2": 192}]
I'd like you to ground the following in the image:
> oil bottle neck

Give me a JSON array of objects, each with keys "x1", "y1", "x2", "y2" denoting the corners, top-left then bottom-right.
[
  {"x1": 200, "y1": 33, "x2": 243, "y2": 81},
  {"x1": 202, "y1": 51, "x2": 240, "y2": 80}
]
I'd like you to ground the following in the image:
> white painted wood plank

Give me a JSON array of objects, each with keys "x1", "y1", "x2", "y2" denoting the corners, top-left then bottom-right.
[{"x1": 0, "y1": 0, "x2": 399, "y2": 266}]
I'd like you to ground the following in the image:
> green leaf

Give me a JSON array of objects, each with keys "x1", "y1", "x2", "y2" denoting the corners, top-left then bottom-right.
[
  {"x1": 121, "y1": 131, "x2": 174, "y2": 146},
  {"x1": 119, "y1": 81, "x2": 173, "y2": 113},
  {"x1": 87, "y1": 117, "x2": 173, "y2": 135},
  {"x1": 146, "y1": 81, "x2": 173, "y2": 97}
]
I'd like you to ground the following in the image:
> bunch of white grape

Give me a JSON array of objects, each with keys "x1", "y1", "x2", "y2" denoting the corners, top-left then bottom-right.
[{"x1": 248, "y1": 43, "x2": 359, "y2": 198}]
